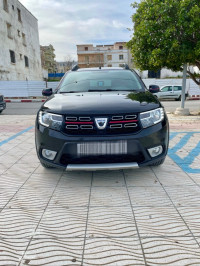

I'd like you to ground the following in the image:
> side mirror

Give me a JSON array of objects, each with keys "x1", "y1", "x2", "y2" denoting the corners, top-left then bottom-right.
[{"x1": 42, "y1": 88, "x2": 53, "y2": 96}]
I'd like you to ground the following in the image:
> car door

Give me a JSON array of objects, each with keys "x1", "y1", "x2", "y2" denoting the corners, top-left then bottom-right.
[
  {"x1": 173, "y1": 86, "x2": 182, "y2": 99},
  {"x1": 159, "y1": 86, "x2": 173, "y2": 99}
]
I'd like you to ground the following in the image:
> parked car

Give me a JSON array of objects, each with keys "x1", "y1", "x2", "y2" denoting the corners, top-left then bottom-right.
[
  {"x1": 148, "y1": 84, "x2": 160, "y2": 93},
  {"x1": 0, "y1": 94, "x2": 6, "y2": 113},
  {"x1": 154, "y1": 85, "x2": 188, "y2": 101},
  {"x1": 35, "y1": 65, "x2": 169, "y2": 171}
]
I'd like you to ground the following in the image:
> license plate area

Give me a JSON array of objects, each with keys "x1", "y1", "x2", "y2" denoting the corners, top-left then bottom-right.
[{"x1": 77, "y1": 141, "x2": 127, "y2": 156}]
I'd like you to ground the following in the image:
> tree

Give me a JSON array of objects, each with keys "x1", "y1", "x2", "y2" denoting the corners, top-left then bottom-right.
[{"x1": 127, "y1": 0, "x2": 200, "y2": 85}]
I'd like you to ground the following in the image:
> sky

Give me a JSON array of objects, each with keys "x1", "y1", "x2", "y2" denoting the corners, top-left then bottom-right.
[{"x1": 19, "y1": 0, "x2": 135, "y2": 61}]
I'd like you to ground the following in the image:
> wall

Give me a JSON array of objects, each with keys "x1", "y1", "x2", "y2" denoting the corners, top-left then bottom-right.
[
  {"x1": 0, "y1": 0, "x2": 42, "y2": 80},
  {"x1": 0, "y1": 79, "x2": 199, "y2": 97}
]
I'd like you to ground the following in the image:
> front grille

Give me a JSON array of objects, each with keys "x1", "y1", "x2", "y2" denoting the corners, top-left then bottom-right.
[{"x1": 63, "y1": 113, "x2": 141, "y2": 135}]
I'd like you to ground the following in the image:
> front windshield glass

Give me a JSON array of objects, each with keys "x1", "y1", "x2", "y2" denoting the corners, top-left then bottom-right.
[{"x1": 58, "y1": 70, "x2": 144, "y2": 93}]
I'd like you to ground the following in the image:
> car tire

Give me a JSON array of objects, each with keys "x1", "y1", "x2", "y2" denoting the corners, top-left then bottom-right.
[
  {"x1": 149, "y1": 158, "x2": 165, "y2": 166},
  {"x1": 178, "y1": 95, "x2": 181, "y2": 101},
  {"x1": 0, "y1": 110, "x2": 3, "y2": 113},
  {"x1": 40, "y1": 161, "x2": 55, "y2": 168}
]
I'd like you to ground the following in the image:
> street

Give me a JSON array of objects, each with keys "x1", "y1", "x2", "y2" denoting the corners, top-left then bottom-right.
[
  {"x1": 2, "y1": 100, "x2": 200, "y2": 115},
  {"x1": 0, "y1": 114, "x2": 200, "y2": 265}
]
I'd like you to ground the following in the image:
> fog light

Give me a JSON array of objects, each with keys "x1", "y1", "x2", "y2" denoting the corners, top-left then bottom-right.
[
  {"x1": 148, "y1": 146, "x2": 163, "y2": 157},
  {"x1": 42, "y1": 149, "x2": 57, "y2": 160}
]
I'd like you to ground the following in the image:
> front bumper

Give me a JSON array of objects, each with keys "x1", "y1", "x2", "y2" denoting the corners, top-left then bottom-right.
[{"x1": 35, "y1": 118, "x2": 169, "y2": 170}]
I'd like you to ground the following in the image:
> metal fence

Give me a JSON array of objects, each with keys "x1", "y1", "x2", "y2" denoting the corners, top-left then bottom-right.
[{"x1": 0, "y1": 79, "x2": 199, "y2": 97}]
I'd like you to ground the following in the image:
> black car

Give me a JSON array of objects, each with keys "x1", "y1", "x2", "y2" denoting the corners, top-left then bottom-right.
[
  {"x1": 149, "y1": 84, "x2": 160, "y2": 93},
  {"x1": 0, "y1": 94, "x2": 6, "y2": 114},
  {"x1": 35, "y1": 65, "x2": 169, "y2": 171}
]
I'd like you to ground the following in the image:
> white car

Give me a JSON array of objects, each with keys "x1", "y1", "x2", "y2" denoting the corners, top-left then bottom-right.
[{"x1": 154, "y1": 85, "x2": 188, "y2": 101}]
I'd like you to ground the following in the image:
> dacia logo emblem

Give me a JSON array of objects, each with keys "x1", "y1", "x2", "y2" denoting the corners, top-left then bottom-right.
[{"x1": 95, "y1": 118, "x2": 108, "y2": 130}]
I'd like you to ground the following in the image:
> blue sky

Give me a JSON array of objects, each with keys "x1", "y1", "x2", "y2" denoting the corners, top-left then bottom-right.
[{"x1": 20, "y1": 0, "x2": 136, "y2": 61}]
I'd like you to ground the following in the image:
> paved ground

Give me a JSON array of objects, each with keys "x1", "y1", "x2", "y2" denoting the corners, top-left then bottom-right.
[
  {"x1": 2, "y1": 100, "x2": 200, "y2": 115},
  {"x1": 0, "y1": 115, "x2": 200, "y2": 265}
]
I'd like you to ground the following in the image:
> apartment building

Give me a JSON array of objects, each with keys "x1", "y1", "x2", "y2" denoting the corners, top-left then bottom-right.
[
  {"x1": 0, "y1": 0, "x2": 43, "y2": 80},
  {"x1": 40, "y1": 44, "x2": 57, "y2": 73},
  {"x1": 77, "y1": 42, "x2": 133, "y2": 68}
]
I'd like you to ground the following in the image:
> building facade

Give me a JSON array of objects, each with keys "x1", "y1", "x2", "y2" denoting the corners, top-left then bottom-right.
[
  {"x1": 77, "y1": 42, "x2": 133, "y2": 68},
  {"x1": 40, "y1": 44, "x2": 57, "y2": 74},
  {"x1": 0, "y1": 0, "x2": 42, "y2": 80},
  {"x1": 56, "y1": 60, "x2": 77, "y2": 73}
]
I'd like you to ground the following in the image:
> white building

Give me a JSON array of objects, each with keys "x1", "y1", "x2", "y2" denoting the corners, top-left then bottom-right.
[{"x1": 0, "y1": 0, "x2": 42, "y2": 80}]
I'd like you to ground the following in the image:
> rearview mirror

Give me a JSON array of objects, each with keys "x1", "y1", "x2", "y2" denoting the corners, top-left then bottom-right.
[{"x1": 42, "y1": 88, "x2": 53, "y2": 96}]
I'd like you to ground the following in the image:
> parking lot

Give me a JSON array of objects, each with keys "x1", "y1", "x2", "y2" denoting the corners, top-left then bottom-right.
[{"x1": 0, "y1": 115, "x2": 200, "y2": 265}]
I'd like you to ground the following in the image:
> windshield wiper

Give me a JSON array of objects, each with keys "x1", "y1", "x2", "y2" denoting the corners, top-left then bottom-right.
[
  {"x1": 87, "y1": 89, "x2": 138, "y2": 92},
  {"x1": 59, "y1": 91, "x2": 83, "y2": 93}
]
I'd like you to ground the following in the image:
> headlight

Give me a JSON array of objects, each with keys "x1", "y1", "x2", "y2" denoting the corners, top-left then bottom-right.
[
  {"x1": 140, "y1": 108, "x2": 164, "y2": 128},
  {"x1": 38, "y1": 111, "x2": 63, "y2": 130}
]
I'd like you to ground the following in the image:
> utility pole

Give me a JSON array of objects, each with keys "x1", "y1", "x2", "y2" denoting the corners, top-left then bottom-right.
[{"x1": 175, "y1": 63, "x2": 190, "y2": 116}]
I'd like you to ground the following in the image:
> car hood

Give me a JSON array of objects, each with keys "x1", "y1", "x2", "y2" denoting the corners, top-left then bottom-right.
[{"x1": 41, "y1": 91, "x2": 161, "y2": 115}]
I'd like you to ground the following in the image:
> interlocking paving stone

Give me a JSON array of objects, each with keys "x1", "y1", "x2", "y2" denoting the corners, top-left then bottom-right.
[
  {"x1": 87, "y1": 207, "x2": 137, "y2": 238},
  {"x1": 83, "y1": 238, "x2": 145, "y2": 265},
  {"x1": 141, "y1": 237, "x2": 200, "y2": 265},
  {"x1": 35, "y1": 207, "x2": 88, "y2": 239},
  {"x1": 21, "y1": 238, "x2": 84, "y2": 266},
  {"x1": 0, "y1": 115, "x2": 200, "y2": 264}
]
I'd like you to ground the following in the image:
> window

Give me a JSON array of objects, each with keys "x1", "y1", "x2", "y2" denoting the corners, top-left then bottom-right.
[
  {"x1": 119, "y1": 46, "x2": 123, "y2": 50},
  {"x1": 24, "y1": 56, "x2": 29, "y2": 67},
  {"x1": 119, "y1": 55, "x2": 123, "y2": 60},
  {"x1": 17, "y1": 30, "x2": 20, "y2": 37},
  {"x1": 119, "y1": 64, "x2": 125, "y2": 67},
  {"x1": 20, "y1": 54, "x2": 22, "y2": 60},
  {"x1": 161, "y1": 86, "x2": 172, "y2": 92},
  {"x1": 3, "y1": 0, "x2": 8, "y2": 12},
  {"x1": 17, "y1": 8, "x2": 22, "y2": 22},
  {"x1": 108, "y1": 64, "x2": 112, "y2": 67},
  {"x1": 174, "y1": 86, "x2": 182, "y2": 91},
  {"x1": 12, "y1": 5, "x2": 14, "y2": 10},
  {"x1": 85, "y1": 47, "x2": 88, "y2": 51},
  {"x1": 7, "y1": 23, "x2": 12, "y2": 39},
  {"x1": 9, "y1": 50, "x2": 16, "y2": 63},
  {"x1": 107, "y1": 55, "x2": 112, "y2": 60},
  {"x1": 22, "y1": 33, "x2": 26, "y2": 46}
]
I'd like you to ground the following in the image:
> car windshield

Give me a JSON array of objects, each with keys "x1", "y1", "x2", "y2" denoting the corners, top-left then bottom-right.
[{"x1": 58, "y1": 70, "x2": 144, "y2": 93}]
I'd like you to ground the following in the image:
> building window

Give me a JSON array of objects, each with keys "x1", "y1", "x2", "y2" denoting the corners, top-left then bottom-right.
[
  {"x1": 85, "y1": 47, "x2": 88, "y2": 51},
  {"x1": 20, "y1": 54, "x2": 22, "y2": 60},
  {"x1": 7, "y1": 23, "x2": 12, "y2": 39},
  {"x1": 24, "y1": 56, "x2": 29, "y2": 67},
  {"x1": 119, "y1": 64, "x2": 125, "y2": 67},
  {"x1": 119, "y1": 46, "x2": 123, "y2": 50},
  {"x1": 9, "y1": 50, "x2": 16, "y2": 63},
  {"x1": 22, "y1": 33, "x2": 26, "y2": 46},
  {"x1": 3, "y1": 0, "x2": 8, "y2": 12},
  {"x1": 119, "y1": 55, "x2": 123, "y2": 60},
  {"x1": 12, "y1": 5, "x2": 14, "y2": 10},
  {"x1": 17, "y1": 8, "x2": 22, "y2": 22},
  {"x1": 17, "y1": 30, "x2": 21, "y2": 37},
  {"x1": 108, "y1": 64, "x2": 112, "y2": 67},
  {"x1": 107, "y1": 55, "x2": 112, "y2": 60}
]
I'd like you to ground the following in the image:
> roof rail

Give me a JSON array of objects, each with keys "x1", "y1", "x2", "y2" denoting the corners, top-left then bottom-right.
[
  {"x1": 71, "y1": 64, "x2": 79, "y2": 71},
  {"x1": 122, "y1": 64, "x2": 130, "y2": 70}
]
